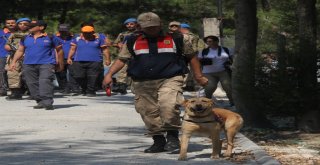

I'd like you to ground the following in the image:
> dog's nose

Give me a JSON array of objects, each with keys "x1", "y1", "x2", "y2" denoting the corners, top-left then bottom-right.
[{"x1": 195, "y1": 104, "x2": 202, "y2": 109}]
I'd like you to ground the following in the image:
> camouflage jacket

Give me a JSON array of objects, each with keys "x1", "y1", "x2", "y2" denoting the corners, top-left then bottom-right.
[
  {"x1": 183, "y1": 32, "x2": 206, "y2": 53},
  {"x1": 6, "y1": 31, "x2": 29, "y2": 51},
  {"x1": 114, "y1": 31, "x2": 135, "y2": 45}
]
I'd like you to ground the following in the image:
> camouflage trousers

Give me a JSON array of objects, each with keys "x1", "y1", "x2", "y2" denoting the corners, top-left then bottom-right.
[
  {"x1": 183, "y1": 66, "x2": 196, "y2": 89},
  {"x1": 132, "y1": 75, "x2": 184, "y2": 136},
  {"x1": 5, "y1": 57, "x2": 23, "y2": 88},
  {"x1": 116, "y1": 63, "x2": 129, "y2": 84}
]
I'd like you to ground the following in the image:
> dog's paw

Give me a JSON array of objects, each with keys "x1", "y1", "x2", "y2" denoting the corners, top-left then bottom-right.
[
  {"x1": 210, "y1": 154, "x2": 220, "y2": 159},
  {"x1": 223, "y1": 152, "x2": 233, "y2": 157},
  {"x1": 178, "y1": 156, "x2": 187, "y2": 161}
]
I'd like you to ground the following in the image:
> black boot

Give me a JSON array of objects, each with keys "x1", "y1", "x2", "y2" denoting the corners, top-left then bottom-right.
[
  {"x1": 144, "y1": 135, "x2": 166, "y2": 153},
  {"x1": 118, "y1": 83, "x2": 127, "y2": 95},
  {"x1": 6, "y1": 89, "x2": 22, "y2": 100},
  {"x1": 164, "y1": 130, "x2": 180, "y2": 151},
  {"x1": 112, "y1": 82, "x2": 119, "y2": 93}
]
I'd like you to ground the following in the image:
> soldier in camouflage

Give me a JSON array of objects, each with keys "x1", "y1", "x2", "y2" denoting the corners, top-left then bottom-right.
[
  {"x1": 180, "y1": 23, "x2": 206, "y2": 91},
  {"x1": 4, "y1": 18, "x2": 31, "y2": 100},
  {"x1": 103, "y1": 12, "x2": 208, "y2": 153},
  {"x1": 112, "y1": 18, "x2": 137, "y2": 95}
]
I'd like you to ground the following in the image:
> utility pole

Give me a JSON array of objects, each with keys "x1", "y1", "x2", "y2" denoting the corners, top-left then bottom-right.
[{"x1": 217, "y1": 0, "x2": 223, "y2": 45}]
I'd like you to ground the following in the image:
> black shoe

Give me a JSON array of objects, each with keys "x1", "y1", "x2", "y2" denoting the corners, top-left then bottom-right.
[
  {"x1": 33, "y1": 104, "x2": 45, "y2": 109},
  {"x1": 62, "y1": 89, "x2": 71, "y2": 94},
  {"x1": 164, "y1": 130, "x2": 180, "y2": 151},
  {"x1": 25, "y1": 96, "x2": 34, "y2": 100},
  {"x1": 144, "y1": 135, "x2": 166, "y2": 153},
  {"x1": 45, "y1": 105, "x2": 54, "y2": 110},
  {"x1": 33, "y1": 104, "x2": 54, "y2": 110},
  {"x1": 112, "y1": 83, "x2": 119, "y2": 93},
  {"x1": 119, "y1": 89, "x2": 127, "y2": 95},
  {"x1": 182, "y1": 86, "x2": 195, "y2": 92},
  {"x1": 118, "y1": 83, "x2": 128, "y2": 95},
  {"x1": 5, "y1": 95, "x2": 22, "y2": 100}
]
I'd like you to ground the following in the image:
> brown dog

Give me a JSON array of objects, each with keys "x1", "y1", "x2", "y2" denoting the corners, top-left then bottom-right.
[
  {"x1": 179, "y1": 97, "x2": 221, "y2": 161},
  {"x1": 213, "y1": 108, "x2": 243, "y2": 157}
]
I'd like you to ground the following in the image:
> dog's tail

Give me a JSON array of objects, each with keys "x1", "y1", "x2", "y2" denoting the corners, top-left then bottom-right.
[{"x1": 236, "y1": 115, "x2": 244, "y2": 130}]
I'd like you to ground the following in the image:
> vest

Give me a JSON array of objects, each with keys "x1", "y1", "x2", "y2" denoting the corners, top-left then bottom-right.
[
  {"x1": 126, "y1": 33, "x2": 188, "y2": 80},
  {"x1": 9, "y1": 31, "x2": 29, "y2": 50}
]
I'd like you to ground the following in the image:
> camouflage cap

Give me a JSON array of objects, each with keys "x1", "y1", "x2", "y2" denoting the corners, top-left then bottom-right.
[{"x1": 137, "y1": 12, "x2": 161, "y2": 28}]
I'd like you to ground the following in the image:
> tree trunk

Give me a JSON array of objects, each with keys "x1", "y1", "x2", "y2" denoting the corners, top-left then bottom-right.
[
  {"x1": 296, "y1": 0, "x2": 319, "y2": 132},
  {"x1": 233, "y1": 0, "x2": 271, "y2": 127}
]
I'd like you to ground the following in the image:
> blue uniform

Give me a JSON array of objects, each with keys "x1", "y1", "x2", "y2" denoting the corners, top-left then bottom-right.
[
  {"x1": 21, "y1": 34, "x2": 61, "y2": 64},
  {"x1": 70, "y1": 33, "x2": 107, "y2": 96},
  {"x1": 0, "y1": 29, "x2": 11, "y2": 95},
  {"x1": 56, "y1": 35, "x2": 73, "y2": 59},
  {"x1": 21, "y1": 33, "x2": 62, "y2": 108},
  {"x1": 0, "y1": 30, "x2": 10, "y2": 58},
  {"x1": 71, "y1": 34, "x2": 106, "y2": 62}
]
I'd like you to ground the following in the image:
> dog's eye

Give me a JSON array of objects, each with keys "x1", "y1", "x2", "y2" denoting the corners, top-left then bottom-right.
[
  {"x1": 201, "y1": 100, "x2": 208, "y2": 103},
  {"x1": 190, "y1": 100, "x2": 195, "y2": 103}
]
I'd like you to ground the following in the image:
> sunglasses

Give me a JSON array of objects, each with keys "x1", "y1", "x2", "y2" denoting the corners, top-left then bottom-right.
[{"x1": 170, "y1": 25, "x2": 179, "y2": 27}]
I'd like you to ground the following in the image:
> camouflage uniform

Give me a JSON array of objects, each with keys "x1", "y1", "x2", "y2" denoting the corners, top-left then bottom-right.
[
  {"x1": 5, "y1": 31, "x2": 29, "y2": 90},
  {"x1": 182, "y1": 32, "x2": 206, "y2": 91},
  {"x1": 118, "y1": 34, "x2": 196, "y2": 136},
  {"x1": 113, "y1": 31, "x2": 134, "y2": 94}
]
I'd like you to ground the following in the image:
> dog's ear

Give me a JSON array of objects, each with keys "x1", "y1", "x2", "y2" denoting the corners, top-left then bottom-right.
[{"x1": 181, "y1": 99, "x2": 189, "y2": 107}]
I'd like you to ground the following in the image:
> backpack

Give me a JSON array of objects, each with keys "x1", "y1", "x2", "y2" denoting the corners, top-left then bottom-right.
[
  {"x1": 201, "y1": 46, "x2": 230, "y2": 58},
  {"x1": 201, "y1": 46, "x2": 233, "y2": 75}
]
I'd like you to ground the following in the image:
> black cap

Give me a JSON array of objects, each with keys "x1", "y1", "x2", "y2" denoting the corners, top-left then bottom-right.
[{"x1": 28, "y1": 20, "x2": 47, "y2": 29}]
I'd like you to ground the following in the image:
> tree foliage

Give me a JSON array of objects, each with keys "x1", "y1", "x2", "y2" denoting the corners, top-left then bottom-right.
[{"x1": 1, "y1": 0, "x2": 319, "y2": 130}]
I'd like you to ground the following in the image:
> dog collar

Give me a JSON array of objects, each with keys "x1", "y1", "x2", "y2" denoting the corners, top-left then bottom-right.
[{"x1": 183, "y1": 119, "x2": 217, "y2": 124}]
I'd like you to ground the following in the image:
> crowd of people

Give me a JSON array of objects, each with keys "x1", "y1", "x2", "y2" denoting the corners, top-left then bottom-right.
[{"x1": 0, "y1": 12, "x2": 234, "y2": 153}]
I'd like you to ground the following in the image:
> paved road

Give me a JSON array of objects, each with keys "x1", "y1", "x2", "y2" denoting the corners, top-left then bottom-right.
[{"x1": 0, "y1": 89, "x2": 279, "y2": 165}]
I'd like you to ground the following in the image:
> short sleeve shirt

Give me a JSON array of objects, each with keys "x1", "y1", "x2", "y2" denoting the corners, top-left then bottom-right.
[
  {"x1": 0, "y1": 30, "x2": 11, "y2": 58},
  {"x1": 71, "y1": 33, "x2": 106, "y2": 62},
  {"x1": 57, "y1": 35, "x2": 73, "y2": 59},
  {"x1": 198, "y1": 47, "x2": 229, "y2": 73},
  {"x1": 21, "y1": 34, "x2": 62, "y2": 64}
]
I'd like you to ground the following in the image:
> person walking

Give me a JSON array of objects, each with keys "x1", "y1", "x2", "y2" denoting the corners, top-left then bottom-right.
[
  {"x1": 180, "y1": 23, "x2": 206, "y2": 91},
  {"x1": 112, "y1": 18, "x2": 138, "y2": 95},
  {"x1": 102, "y1": 12, "x2": 208, "y2": 153},
  {"x1": 55, "y1": 24, "x2": 80, "y2": 94},
  {"x1": 4, "y1": 17, "x2": 31, "y2": 100},
  {"x1": 168, "y1": 21, "x2": 181, "y2": 34},
  {"x1": 0, "y1": 18, "x2": 16, "y2": 96},
  {"x1": 199, "y1": 35, "x2": 234, "y2": 106},
  {"x1": 9, "y1": 20, "x2": 64, "y2": 110},
  {"x1": 67, "y1": 23, "x2": 110, "y2": 97}
]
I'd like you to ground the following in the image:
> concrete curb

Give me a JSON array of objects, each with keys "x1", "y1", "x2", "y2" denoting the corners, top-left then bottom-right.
[{"x1": 237, "y1": 133, "x2": 281, "y2": 165}]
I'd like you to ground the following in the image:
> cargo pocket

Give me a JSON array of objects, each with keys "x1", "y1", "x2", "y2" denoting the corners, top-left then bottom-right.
[{"x1": 134, "y1": 94, "x2": 141, "y2": 114}]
